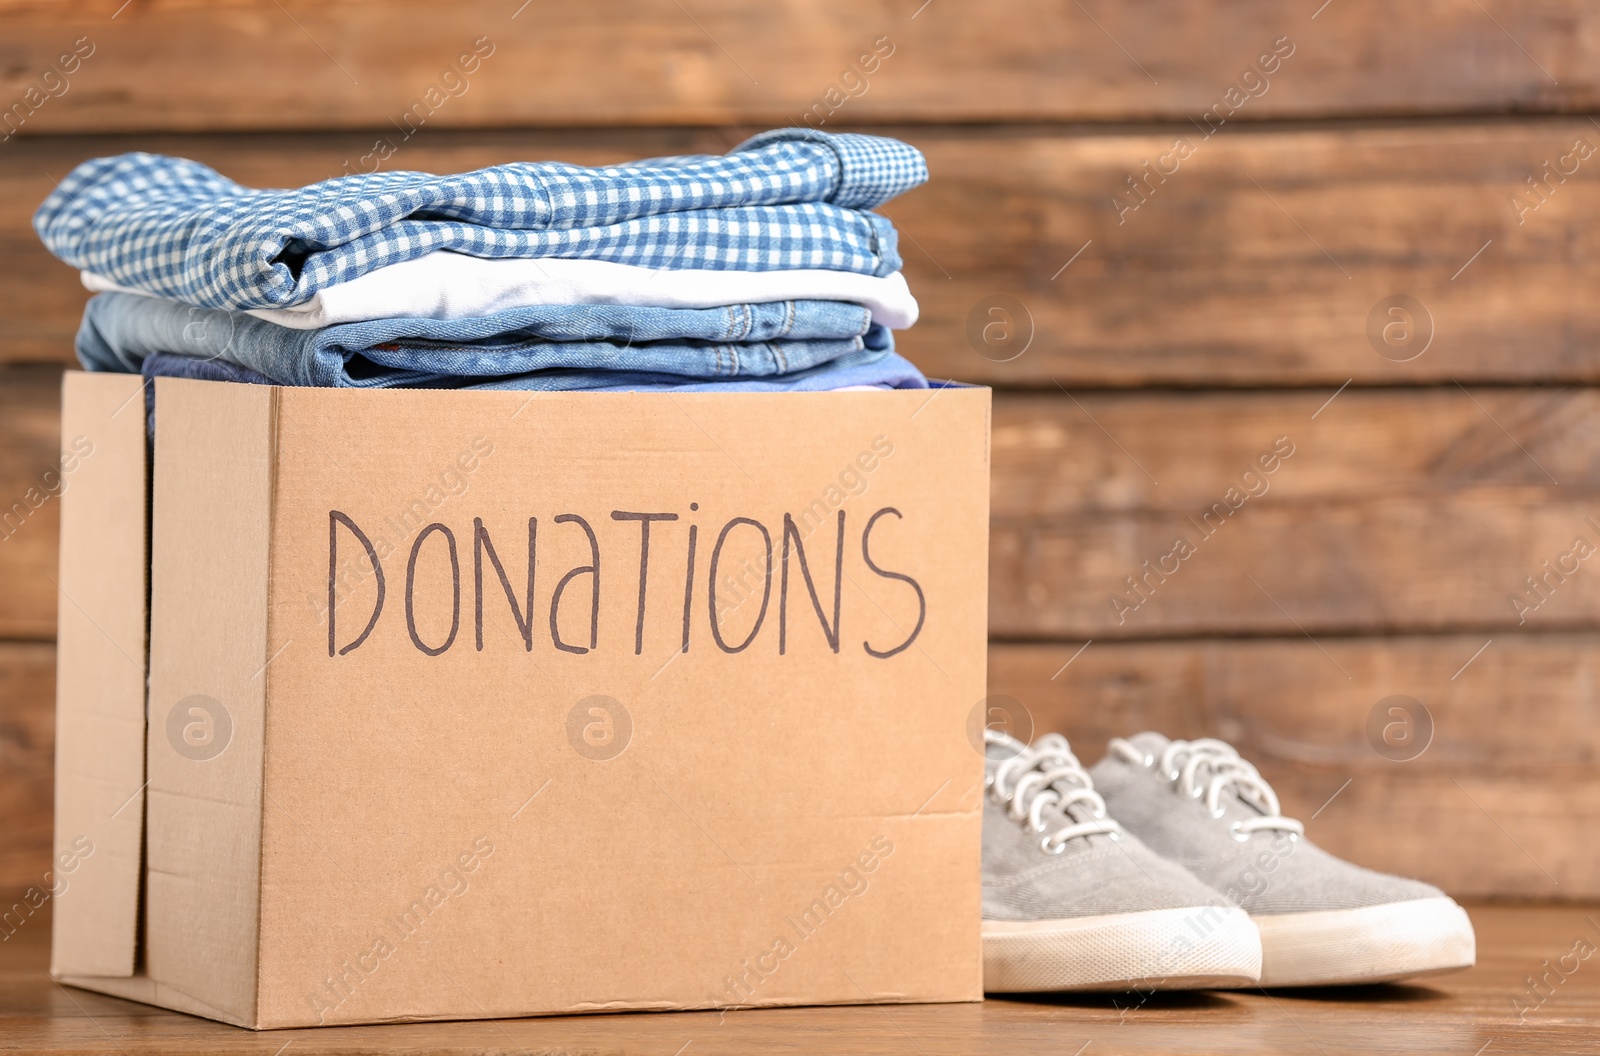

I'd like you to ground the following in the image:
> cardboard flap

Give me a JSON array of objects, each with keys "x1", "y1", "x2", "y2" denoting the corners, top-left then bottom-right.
[
  {"x1": 51, "y1": 372, "x2": 151, "y2": 978},
  {"x1": 142, "y1": 376, "x2": 276, "y2": 1023}
]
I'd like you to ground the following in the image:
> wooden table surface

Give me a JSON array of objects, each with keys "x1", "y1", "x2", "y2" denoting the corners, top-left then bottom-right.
[{"x1": 3, "y1": 904, "x2": 1595, "y2": 1055}]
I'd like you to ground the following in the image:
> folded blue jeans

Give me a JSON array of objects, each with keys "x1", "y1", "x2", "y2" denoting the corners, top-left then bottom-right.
[
  {"x1": 136, "y1": 343, "x2": 928, "y2": 437},
  {"x1": 80, "y1": 291, "x2": 885, "y2": 388},
  {"x1": 140, "y1": 345, "x2": 927, "y2": 394},
  {"x1": 36, "y1": 128, "x2": 925, "y2": 308}
]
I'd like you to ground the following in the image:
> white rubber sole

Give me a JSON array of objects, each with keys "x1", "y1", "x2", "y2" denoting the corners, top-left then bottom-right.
[
  {"x1": 1253, "y1": 897, "x2": 1476, "y2": 987},
  {"x1": 983, "y1": 905, "x2": 1263, "y2": 992}
]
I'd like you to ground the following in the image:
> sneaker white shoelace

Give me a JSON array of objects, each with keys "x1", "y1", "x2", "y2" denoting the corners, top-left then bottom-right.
[
  {"x1": 987, "y1": 731, "x2": 1122, "y2": 853},
  {"x1": 1109, "y1": 736, "x2": 1305, "y2": 840}
]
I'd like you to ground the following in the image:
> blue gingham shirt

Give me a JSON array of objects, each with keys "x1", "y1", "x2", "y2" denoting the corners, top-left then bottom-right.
[{"x1": 35, "y1": 128, "x2": 926, "y2": 310}]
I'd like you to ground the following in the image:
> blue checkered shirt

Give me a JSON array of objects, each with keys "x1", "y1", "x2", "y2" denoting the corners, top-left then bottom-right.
[{"x1": 35, "y1": 128, "x2": 926, "y2": 310}]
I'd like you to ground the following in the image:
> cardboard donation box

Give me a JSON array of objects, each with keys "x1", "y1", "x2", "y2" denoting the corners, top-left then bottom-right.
[{"x1": 50, "y1": 372, "x2": 992, "y2": 1028}]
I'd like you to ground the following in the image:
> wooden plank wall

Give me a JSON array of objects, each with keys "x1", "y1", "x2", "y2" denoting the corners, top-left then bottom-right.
[{"x1": 1, "y1": 1, "x2": 1597, "y2": 900}]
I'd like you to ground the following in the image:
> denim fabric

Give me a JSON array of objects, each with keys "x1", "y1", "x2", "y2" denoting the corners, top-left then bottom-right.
[
  {"x1": 458, "y1": 344, "x2": 926, "y2": 392},
  {"x1": 35, "y1": 129, "x2": 924, "y2": 308},
  {"x1": 138, "y1": 343, "x2": 928, "y2": 394},
  {"x1": 80, "y1": 291, "x2": 880, "y2": 389},
  {"x1": 142, "y1": 350, "x2": 273, "y2": 387}
]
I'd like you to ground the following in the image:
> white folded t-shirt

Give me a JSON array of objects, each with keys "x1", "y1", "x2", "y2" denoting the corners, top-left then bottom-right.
[{"x1": 81, "y1": 253, "x2": 920, "y2": 331}]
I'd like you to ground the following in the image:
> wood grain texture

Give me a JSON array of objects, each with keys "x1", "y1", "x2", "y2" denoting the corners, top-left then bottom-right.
[
  {"x1": 0, "y1": 365, "x2": 63, "y2": 639},
  {"x1": 988, "y1": 637, "x2": 1598, "y2": 900},
  {"x1": 991, "y1": 389, "x2": 1600, "y2": 518},
  {"x1": 7, "y1": 123, "x2": 1600, "y2": 387},
  {"x1": 987, "y1": 386, "x2": 1600, "y2": 639},
  {"x1": 3, "y1": 902, "x2": 1598, "y2": 1051},
  {"x1": 988, "y1": 496, "x2": 1600, "y2": 638},
  {"x1": 0, "y1": 1, "x2": 1597, "y2": 132},
  {"x1": 889, "y1": 121, "x2": 1600, "y2": 387},
  {"x1": 3, "y1": 378, "x2": 1598, "y2": 640},
  {"x1": 0, "y1": 641, "x2": 53, "y2": 898}
]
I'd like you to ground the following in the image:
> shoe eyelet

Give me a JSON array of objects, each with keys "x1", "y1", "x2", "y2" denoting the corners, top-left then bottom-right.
[
  {"x1": 1107, "y1": 830, "x2": 1121, "y2": 842},
  {"x1": 1210, "y1": 805, "x2": 1227, "y2": 820},
  {"x1": 1040, "y1": 836, "x2": 1067, "y2": 856},
  {"x1": 1228, "y1": 821, "x2": 1252, "y2": 843},
  {"x1": 1189, "y1": 785, "x2": 1205, "y2": 800}
]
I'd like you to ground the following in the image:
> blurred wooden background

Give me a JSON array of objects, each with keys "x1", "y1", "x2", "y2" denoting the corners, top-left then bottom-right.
[{"x1": 2, "y1": 0, "x2": 1598, "y2": 902}]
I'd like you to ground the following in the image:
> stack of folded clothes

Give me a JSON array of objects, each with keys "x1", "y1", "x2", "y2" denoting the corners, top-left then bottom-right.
[{"x1": 33, "y1": 128, "x2": 929, "y2": 401}]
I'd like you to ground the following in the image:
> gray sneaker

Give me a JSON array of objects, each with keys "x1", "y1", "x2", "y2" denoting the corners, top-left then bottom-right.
[
  {"x1": 1091, "y1": 732, "x2": 1476, "y2": 987},
  {"x1": 982, "y1": 730, "x2": 1262, "y2": 991}
]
